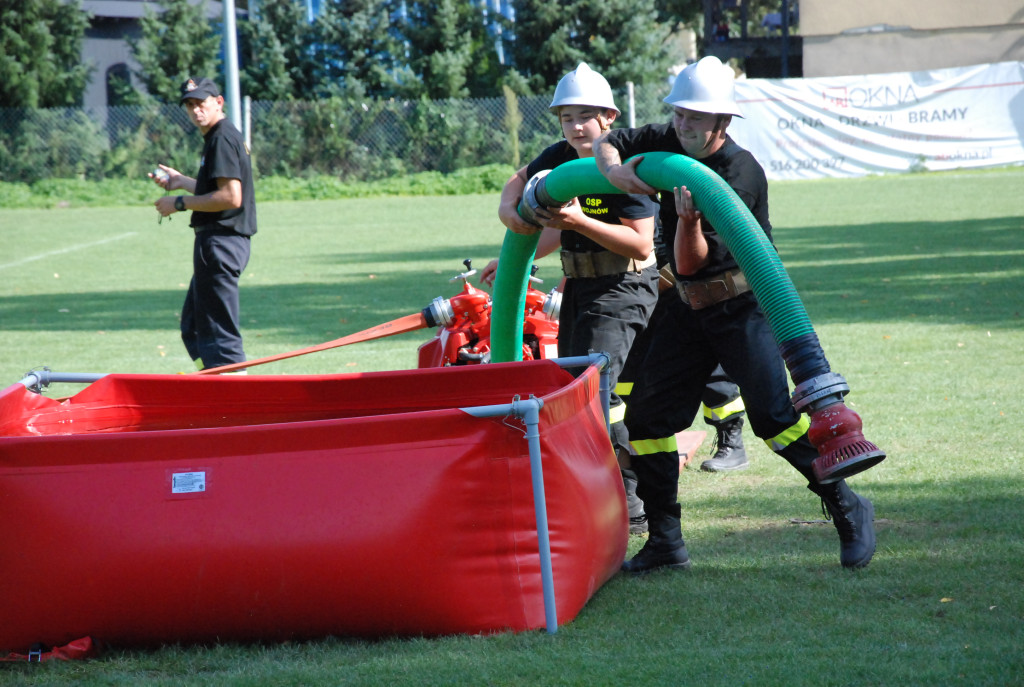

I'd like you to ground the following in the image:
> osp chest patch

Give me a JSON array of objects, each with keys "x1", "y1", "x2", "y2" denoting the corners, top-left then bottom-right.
[{"x1": 581, "y1": 196, "x2": 609, "y2": 216}]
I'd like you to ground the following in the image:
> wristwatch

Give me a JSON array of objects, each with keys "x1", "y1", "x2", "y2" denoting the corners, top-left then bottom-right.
[{"x1": 174, "y1": 196, "x2": 186, "y2": 212}]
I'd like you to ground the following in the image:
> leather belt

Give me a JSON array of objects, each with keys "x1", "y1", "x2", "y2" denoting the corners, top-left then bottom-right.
[
  {"x1": 657, "y1": 264, "x2": 676, "y2": 293},
  {"x1": 560, "y1": 250, "x2": 656, "y2": 279},
  {"x1": 675, "y1": 268, "x2": 750, "y2": 310}
]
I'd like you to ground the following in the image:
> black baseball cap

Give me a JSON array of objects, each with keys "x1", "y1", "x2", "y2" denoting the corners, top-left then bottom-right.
[{"x1": 180, "y1": 77, "x2": 221, "y2": 103}]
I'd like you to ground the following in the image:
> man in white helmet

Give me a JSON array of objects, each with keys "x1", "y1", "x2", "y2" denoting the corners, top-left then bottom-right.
[
  {"x1": 594, "y1": 56, "x2": 877, "y2": 573},
  {"x1": 486, "y1": 64, "x2": 659, "y2": 512}
]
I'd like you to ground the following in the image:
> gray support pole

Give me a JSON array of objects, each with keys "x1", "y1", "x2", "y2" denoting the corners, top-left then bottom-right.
[
  {"x1": 521, "y1": 398, "x2": 556, "y2": 633},
  {"x1": 599, "y1": 363, "x2": 611, "y2": 433},
  {"x1": 243, "y1": 95, "x2": 252, "y2": 150},
  {"x1": 781, "y1": 0, "x2": 790, "y2": 77},
  {"x1": 626, "y1": 81, "x2": 636, "y2": 128},
  {"x1": 223, "y1": 0, "x2": 242, "y2": 131},
  {"x1": 460, "y1": 395, "x2": 555, "y2": 633},
  {"x1": 18, "y1": 370, "x2": 107, "y2": 393},
  {"x1": 457, "y1": 353, "x2": 611, "y2": 634}
]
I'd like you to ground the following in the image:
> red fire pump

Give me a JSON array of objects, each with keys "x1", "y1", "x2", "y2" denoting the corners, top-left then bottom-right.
[
  {"x1": 417, "y1": 260, "x2": 561, "y2": 368},
  {"x1": 195, "y1": 260, "x2": 561, "y2": 376}
]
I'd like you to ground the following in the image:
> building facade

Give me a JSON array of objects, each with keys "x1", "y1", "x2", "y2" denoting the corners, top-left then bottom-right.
[
  {"x1": 80, "y1": 0, "x2": 230, "y2": 111},
  {"x1": 800, "y1": 0, "x2": 1024, "y2": 76}
]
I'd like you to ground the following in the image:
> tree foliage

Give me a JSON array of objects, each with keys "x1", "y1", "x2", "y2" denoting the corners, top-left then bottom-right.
[
  {"x1": 128, "y1": 0, "x2": 222, "y2": 103},
  {"x1": 240, "y1": 0, "x2": 318, "y2": 101},
  {"x1": 0, "y1": 0, "x2": 92, "y2": 108},
  {"x1": 401, "y1": 0, "x2": 503, "y2": 99},
  {"x1": 507, "y1": 0, "x2": 682, "y2": 95},
  {"x1": 505, "y1": 0, "x2": 584, "y2": 93},
  {"x1": 577, "y1": 0, "x2": 682, "y2": 88},
  {"x1": 114, "y1": 0, "x2": 709, "y2": 104},
  {"x1": 312, "y1": 0, "x2": 417, "y2": 99}
]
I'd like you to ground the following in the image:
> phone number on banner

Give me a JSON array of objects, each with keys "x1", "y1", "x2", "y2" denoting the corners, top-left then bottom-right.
[{"x1": 769, "y1": 157, "x2": 845, "y2": 173}]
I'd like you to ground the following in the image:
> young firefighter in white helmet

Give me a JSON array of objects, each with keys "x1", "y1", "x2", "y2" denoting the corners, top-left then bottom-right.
[
  {"x1": 485, "y1": 64, "x2": 660, "y2": 509},
  {"x1": 594, "y1": 56, "x2": 877, "y2": 573}
]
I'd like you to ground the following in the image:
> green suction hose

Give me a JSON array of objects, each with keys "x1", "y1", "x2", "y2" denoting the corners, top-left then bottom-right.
[
  {"x1": 490, "y1": 152, "x2": 815, "y2": 362},
  {"x1": 490, "y1": 151, "x2": 884, "y2": 484},
  {"x1": 490, "y1": 231, "x2": 539, "y2": 362}
]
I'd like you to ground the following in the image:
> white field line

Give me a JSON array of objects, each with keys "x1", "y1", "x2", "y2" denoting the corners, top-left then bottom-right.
[{"x1": 0, "y1": 232, "x2": 137, "y2": 271}]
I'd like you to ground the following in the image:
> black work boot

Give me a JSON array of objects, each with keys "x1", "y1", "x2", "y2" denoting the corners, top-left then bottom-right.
[
  {"x1": 621, "y1": 469, "x2": 648, "y2": 535},
  {"x1": 622, "y1": 539, "x2": 691, "y2": 574},
  {"x1": 621, "y1": 512, "x2": 690, "y2": 574},
  {"x1": 810, "y1": 481, "x2": 876, "y2": 569},
  {"x1": 700, "y1": 415, "x2": 749, "y2": 472}
]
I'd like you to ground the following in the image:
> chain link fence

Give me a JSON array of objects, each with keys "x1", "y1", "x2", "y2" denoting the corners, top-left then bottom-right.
[{"x1": 0, "y1": 84, "x2": 671, "y2": 185}]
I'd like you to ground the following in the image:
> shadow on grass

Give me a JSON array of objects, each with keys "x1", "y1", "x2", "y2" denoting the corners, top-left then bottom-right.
[
  {"x1": 300, "y1": 242, "x2": 510, "y2": 270},
  {"x1": 4, "y1": 218, "x2": 1021, "y2": 342},
  {"x1": 0, "y1": 243, "x2": 513, "y2": 340},
  {"x1": 669, "y1": 474, "x2": 1024, "y2": 572},
  {"x1": 777, "y1": 216, "x2": 1023, "y2": 327}
]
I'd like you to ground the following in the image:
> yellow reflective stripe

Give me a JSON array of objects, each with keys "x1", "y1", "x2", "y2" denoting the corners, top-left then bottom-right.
[
  {"x1": 631, "y1": 435, "x2": 678, "y2": 455},
  {"x1": 615, "y1": 381, "x2": 634, "y2": 396},
  {"x1": 702, "y1": 396, "x2": 746, "y2": 422},
  {"x1": 609, "y1": 403, "x2": 627, "y2": 425},
  {"x1": 765, "y1": 415, "x2": 811, "y2": 451}
]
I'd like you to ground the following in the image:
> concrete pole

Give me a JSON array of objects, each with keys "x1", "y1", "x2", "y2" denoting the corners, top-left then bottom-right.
[
  {"x1": 781, "y1": 0, "x2": 790, "y2": 77},
  {"x1": 627, "y1": 81, "x2": 636, "y2": 128},
  {"x1": 223, "y1": 0, "x2": 242, "y2": 131}
]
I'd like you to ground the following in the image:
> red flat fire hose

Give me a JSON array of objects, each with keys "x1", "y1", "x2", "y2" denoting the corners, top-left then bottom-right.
[{"x1": 195, "y1": 312, "x2": 428, "y2": 375}]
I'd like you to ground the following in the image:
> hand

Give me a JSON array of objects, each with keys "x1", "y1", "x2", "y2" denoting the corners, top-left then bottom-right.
[
  {"x1": 533, "y1": 198, "x2": 583, "y2": 232},
  {"x1": 499, "y1": 197, "x2": 544, "y2": 235},
  {"x1": 604, "y1": 156, "x2": 656, "y2": 194},
  {"x1": 149, "y1": 164, "x2": 181, "y2": 191},
  {"x1": 479, "y1": 259, "x2": 499, "y2": 287},
  {"x1": 673, "y1": 186, "x2": 702, "y2": 224},
  {"x1": 154, "y1": 195, "x2": 178, "y2": 218}
]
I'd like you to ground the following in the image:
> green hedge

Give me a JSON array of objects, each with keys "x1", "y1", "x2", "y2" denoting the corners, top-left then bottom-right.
[{"x1": 0, "y1": 163, "x2": 516, "y2": 208}]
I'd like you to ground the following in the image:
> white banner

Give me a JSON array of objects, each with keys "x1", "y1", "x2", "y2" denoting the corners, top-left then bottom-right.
[{"x1": 729, "y1": 61, "x2": 1024, "y2": 180}]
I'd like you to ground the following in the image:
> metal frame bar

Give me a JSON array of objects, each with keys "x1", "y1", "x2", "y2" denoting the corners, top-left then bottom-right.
[
  {"x1": 17, "y1": 369, "x2": 107, "y2": 394},
  {"x1": 459, "y1": 353, "x2": 610, "y2": 634}
]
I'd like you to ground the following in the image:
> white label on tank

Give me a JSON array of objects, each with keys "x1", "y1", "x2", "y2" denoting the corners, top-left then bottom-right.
[{"x1": 172, "y1": 471, "x2": 207, "y2": 494}]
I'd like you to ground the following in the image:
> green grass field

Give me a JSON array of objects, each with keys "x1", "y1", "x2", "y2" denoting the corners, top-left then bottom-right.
[{"x1": 1, "y1": 167, "x2": 1023, "y2": 686}]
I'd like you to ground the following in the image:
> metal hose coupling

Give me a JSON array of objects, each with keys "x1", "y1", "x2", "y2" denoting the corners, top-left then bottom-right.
[
  {"x1": 791, "y1": 372, "x2": 886, "y2": 484},
  {"x1": 542, "y1": 289, "x2": 561, "y2": 321},
  {"x1": 422, "y1": 296, "x2": 454, "y2": 328},
  {"x1": 520, "y1": 170, "x2": 556, "y2": 227}
]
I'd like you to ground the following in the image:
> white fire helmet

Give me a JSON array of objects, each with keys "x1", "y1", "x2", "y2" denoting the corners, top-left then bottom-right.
[
  {"x1": 663, "y1": 56, "x2": 743, "y2": 117},
  {"x1": 549, "y1": 62, "x2": 620, "y2": 114}
]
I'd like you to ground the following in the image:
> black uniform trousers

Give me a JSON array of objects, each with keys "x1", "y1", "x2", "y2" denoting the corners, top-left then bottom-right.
[
  {"x1": 624, "y1": 291, "x2": 819, "y2": 527},
  {"x1": 623, "y1": 290, "x2": 745, "y2": 427},
  {"x1": 559, "y1": 267, "x2": 659, "y2": 453},
  {"x1": 702, "y1": 363, "x2": 744, "y2": 424},
  {"x1": 181, "y1": 229, "x2": 250, "y2": 369}
]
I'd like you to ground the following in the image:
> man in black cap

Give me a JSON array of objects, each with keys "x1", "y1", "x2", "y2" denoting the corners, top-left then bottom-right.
[{"x1": 152, "y1": 77, "x2": 256, "y2": 371}]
